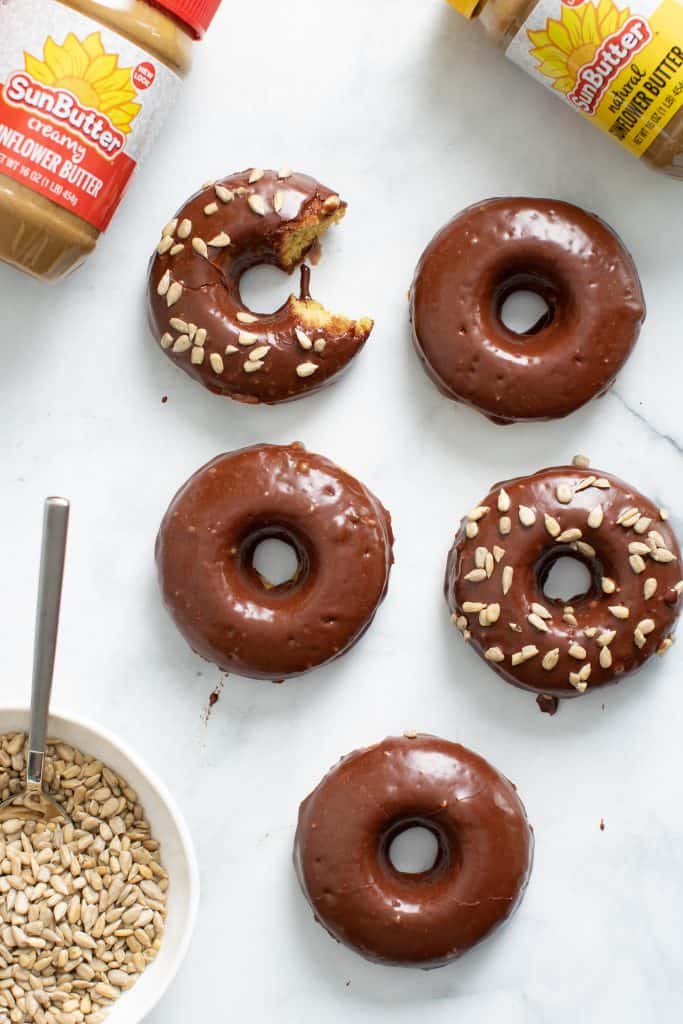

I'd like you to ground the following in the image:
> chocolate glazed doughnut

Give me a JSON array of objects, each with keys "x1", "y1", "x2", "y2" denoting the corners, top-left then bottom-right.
[
  {"x1": 410, "y1": 198, "x2": 645, "y2": 423},
  {"x1": 446, "y1": 461, "x2": 682, "y2": 706},
  {"x1": 147, "y1": 169, "x2": 373, "y2": 404},
  {"x1": 294, "y1": 735, "x2": 533, "y2": 967},
  {"x1": 156, "y1": 444, "x2": 393, "y2": 680}
]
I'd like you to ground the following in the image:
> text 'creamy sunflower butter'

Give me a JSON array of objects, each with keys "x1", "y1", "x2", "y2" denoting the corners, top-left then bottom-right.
[
  {"x1": 446, "y1": 0, "x2": 683, "y2": 176},
  {"x1": 0, "y1": 0, "x2": 221, "y2": 280}
]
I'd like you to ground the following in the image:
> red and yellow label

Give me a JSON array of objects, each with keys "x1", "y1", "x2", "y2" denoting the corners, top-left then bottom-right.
[
  {"x1": 0, "y1": 0, "x2": 180, "y2": 231},
  {"x1": 507, "y1": 0, "x2": 683, "y2": 156}
]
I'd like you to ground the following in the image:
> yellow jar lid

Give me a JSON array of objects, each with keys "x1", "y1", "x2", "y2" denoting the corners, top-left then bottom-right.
[{"x1": 445, "y1": 0, "x2": 480, "y2": 18}]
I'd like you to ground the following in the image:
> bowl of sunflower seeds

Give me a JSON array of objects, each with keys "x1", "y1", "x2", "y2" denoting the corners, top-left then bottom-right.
[{"x1": 0, "y1": 709, "x2": 199, "y2": 1024}]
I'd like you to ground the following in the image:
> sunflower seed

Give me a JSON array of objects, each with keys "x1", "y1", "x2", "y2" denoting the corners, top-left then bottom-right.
[
  {"x1": 652, "y1": 548, "x2": 676, "y2": 563},
  {"x1": 209, "y1": 353, "x2": 224, "y2": 374},
  {"x1": 593, "y1": 478, "x2": 610, "y2": 489},
  {"x1": 215, "y1": 185, "x2": 234, "y2": 204},
  {"x1": 502, "y1": 566, "x2": 514, "y2": 595},
  {"x1": 599, "y1": 646, "x2": 613, "y2": 669},
  {"x1": 208, "y1": 232, "x2": 231, "y2": 247},
  {"x1": 484, "y1": 647, "x2": 505, "y2": 662},
  {"x1": 493, "y1": 546, "x2": 505, "y2": 563},
  {"x1": 314, "y1": 339, "x2": 326, "y2": 353},
  {"x1": 249, "y1": 168, "x2": 264, "y2": 183},
  {"x1": 243, "y1": 360, "x2": 263, "y2": 373},
  {"x1": 556, "y1": 484, "x2": 572, "y2": 504},
  {"x1": 156, "y1": 270, "x2": 170, "y2": 296},
  {"x1": 195, "y1": 328, "x2": 207, "y2": 347},
  {"x1": 160, "y1": 333, "x2": 173, "y2": 350},
  {"x1": 462, "y1": 602, "x2": 486, "y2": 613},
  {"x1": 643, "y1": 578, "x2": 657, "y2": 600},
  {"x1": 156, "y1": 236, "x2": 173, "y2": 255},
  {"x1": 575, "y1": 541, "x2": 596, "y2": 558},
  {"x1": 237, "y1": 312, "x2": 258, "y2": 324},
  {"x1": 574, "y1": 475, "x2": 597, "y2": 493},
  {"x1": 203, "y1": 202, "x2": 219, "y2": 215},
  {"x1": 544, "y1": 514, "x2": 561, "y2": 538},
  {"x1": 568, "y1": 643, "x2": 587, "y2": 660},
  {"x1": 170, "y1": 243, "x2": 184, "y2": 255},
  {"x1": 296, "y1": 362, "x2": 319, "y2": 378},
  {"x1": 249, "y1": 346, "x2": 270, "y2": 361},
  {"x1": 273, "y1": 191, "x2": 284, "y2": 214},
  {"x1": 177, "y1": 218, "x2": 192, "y2": 239},
  {"x1": 587, "y1": 506, "x2": 604, "y2": 529},
  {"x1": 485, "y1": 603, "x2": 501, "y2": 624},
  {"x1": 190, "y1": 347, "x2": 204, "y2": 365},
  {"x1": 468, "y1": 506, "x2": 489, "y2": 522},
  {"x1": 597, "y1": 630, "x2": 616, "y2": 647},
  {"x1": 295, "y1": 328, "x2": 313, "y2": 350},
  {"x1": 542, "y1": 649, "x2": 560, "y2": 671},
  {"x1": 557, "y1": 528, "x2": 582, "y2": 543},
  {"x1": 171, "y1": 335, "x2": 191, "y2": 354},
  {"x1": 511, "y1": 645, "x2": 539, "y2": 666},
  {"x1": 166, "y1": 282, "x2": 182, "y2": 307},
  {"x1": 519, "y1": 506, "x2": 536, "y2": 527},
  {"x1": 499, "y1": 516, "x2": 512, "y2": 535},
  {"x1": 277, "y1": 166, "x2": 292, "y2": 179},
  {"x1": 531, "y1": 602, "x2": 552, "y2": 619},
  {"x1": 161, "y1": 218, "x2": 178, "y2": 237},
  {"x1": 497, "y1": 489, "x2": 511, "y2": 512},
  {"x1": 601, "y1": 577, "x2": 616, "y2": 594},
  {"x1": 658, "y1": 637, "x2": 674, "y2": 655},
  {"x1": 572, "y1": 454, "x2": 591, "y2": 469},
  {"x1": 629, "y1": 555, "x2": 646, "y2": 574},
  {"x1": 248, "y1": 194, "x2": 267, "y2": 216},
  {"x1": 465, "y1": 522, "x2": 479, "y2": 539},
  {"x1": 528, "y1": 613, "x2": 549, "y2": 632},
  {"x1": 608, "y1": 605, "x2": 630, "y2": 620},
  {"x1": 464, "y1": 569, "x2": 487, "y2": 582},
  {"x1": 192, "y1": 237, "x2": 208, "y2": 257}
]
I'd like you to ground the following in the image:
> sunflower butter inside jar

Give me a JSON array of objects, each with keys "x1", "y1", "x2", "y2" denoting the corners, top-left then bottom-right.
[
  {"x1": 0, "y1": 0, "x2": 221, "y2": 280},
  {"x1": 446, "y1": 0, "x2": 683, "y2": 177}
]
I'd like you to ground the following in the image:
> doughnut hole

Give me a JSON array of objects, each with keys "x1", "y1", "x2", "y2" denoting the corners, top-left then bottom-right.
[
  {"x1": 379, "y1": 818, "x2": 459, "y2": 881},
  {"x1": 536, "y1": 546, "x2": 602, "y2": 605},
  {"x1": 240, "y1": 526, "x2": 313, "y2": 593},
  {"x1": 494, "y1": 271, "x2": 560, "y2": 339}
]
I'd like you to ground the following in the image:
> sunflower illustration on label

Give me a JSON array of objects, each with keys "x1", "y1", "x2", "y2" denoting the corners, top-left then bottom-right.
[
  {"x1": 0, "y1": 0, "x2": 180, "y2": 231},
  {"x1": 506, "y1": 0, "x2": 683, "y2": 157}
]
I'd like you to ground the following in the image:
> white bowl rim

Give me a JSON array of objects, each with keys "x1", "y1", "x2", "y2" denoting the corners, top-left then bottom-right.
[{"x1": 0, "y1": 705, "x2": 200, "y2": 1019}]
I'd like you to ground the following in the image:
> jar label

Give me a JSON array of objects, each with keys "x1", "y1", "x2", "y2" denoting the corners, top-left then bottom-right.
[
  {"x1": 0, "y1": 0, "x2": 181, "y2": 230},
  {"x1": 506, "y1": 0, "x2": 683, "y2": 157}
]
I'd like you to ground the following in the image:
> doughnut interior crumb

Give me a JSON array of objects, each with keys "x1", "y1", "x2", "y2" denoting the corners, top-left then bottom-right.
[
  {"x1": 279, "y1": 196, "x2": 346, "y2": 270},
  {"x1": 281, "y1": 197, "x2": 373, "y2": 338}
]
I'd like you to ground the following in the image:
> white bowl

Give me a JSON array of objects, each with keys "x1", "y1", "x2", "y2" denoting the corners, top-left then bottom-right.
[{"x1": 0, "y1": 707, "x2": 199, "y2": 1024}]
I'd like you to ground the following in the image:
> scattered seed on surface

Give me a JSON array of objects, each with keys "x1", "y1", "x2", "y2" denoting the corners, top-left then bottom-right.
[
  {"x1": 278, "y1": 166, "x2": 292, "y2": 179},
  {"x1": 629, "y1": 555, "x2": 646, "y2": 574},
  {"x1": 177, "y1": 218, "x2": 192, "y2": 239},
  {"x1": 544, "y1": 514, "x2": 561, "y2": 538},
  {"x1": 485, "y1": 603, "x2": 501, "y2": 624},
  {"x1": 243, "y1": 359, "x2": 264, "y2": 373},
  {"x1": 587, "y1": 506, "x2": 604, "y2": 529},
  {"x1": 556, "y1": 484, "x2": 572, "y2": 504},
  {"x1": 531, "y1": 602, "x2": 552, "y2": 619},
  {"x1": 248, "y1": 194, "x2": 267, "y2": 216},
  {"x1": 499, "y1": 516, "x2": 512, "y2": 535},
  {"x1": 601, "y1": 577, "x2": 616, "y2": 594},
  {"x1": 652, "y1": 548, "x2": 676, "y2": 563},
  {"x1": 190, "y1": 347, "x2": 205, "y2": 365},
  {"x1": 658, "y1": 637, "x2": 674, "y2": 655},
  {"x1": 215, "y1": 185, "x2": 234, "y2": 203},
  {"x1": 192, "y1": 237, "x2": 208, "y2": 257},
  {"x1": 314, "y1": 339, "x2": 326, "y2": 354},
  {"x1": 161, "y1": 218, "x2": 178, "y2": 237},
  {"x1": 238, "y1": 331, "x2": 259, "y2": 347},
  {"x1": 249, "y1": 168, "x2": 264, "y2": 183},
  {"x1": 171, "y1": 334, "x2": 191, "y2": 354},
  {"x1": 464, "y1": 569, "x2": 487, "y2": 583},
  {"x1": 295, "y1": 328, "x2": 313, "y2": 350},
  {"x1": 573, "y1": 454, "x2": 591, "y2": 468},
  {"x1": 542, "y1": 649, "x2": 560, "y2": 671},
  {"x1": 156, "y1": 235, "x2": 173, "y2": 255},
  {"x1": 465, "y1": 522, "x2": 479, "y2": 539},
  {"x1": 208, "y1": 232, "x2": 231, "y2": 247},
  {"x1": 569, "y1": 643, "x2": 587, "y2": 660},
  {"x1": 519, "y1": 506, "x2": 536, "y2": 527},
  {"x1": 160, "y1": 333, "x2": 172, "y2": 350},
  {"x1": 484, "y1": 647, "x2": 505, "y2": 662},
  {"x1": 156, "y1": 269, "x2": 170, "y2": 296},
  {"x1": 237, "y1": 312, "x2": 258, "y2": 324},
  {"x1": 608, "y1": 605, "x2": 630, "y2": 620},
  {"x1": 468, "y1": 506, "x2": 490, "y2": 522},
  {"x1": 296, "y1": 362, "x2": 319, "y2": 378},
  {"x1": 493, "y1": 546, "x2": 505, "y2": 563},
  {"x1": 273, "y1": 191, "x2": 284, "y2": 213},
  {"x1": 511, "y1": 645, "x2": 539, "y2": 666},
  {"x1": 599, "y1": 646, "x2": 613, "y2": 669},
  {"x1": 195, "y1": 328, "x2": 207, "y2": 347},
  {"x1": 166, "y1": 281, "x2": 182, "y2": 307},
  {"x1": 462, "y1": 602, "x2": 486, "y2": 613},
  {"x1": 597, "y1": 630, "x2": 616, "y2": 647},
  {"x1": 502, "y1": 566, "x2": 514, "y2": 595},
  {"x1": 497, "y1": 489, "x2": 511, "y2": 513},
  {"x1": 528, "y1": 613, "x2": 550, "y2": 632},
  {"x1": 209, "y1": 353, "x2": 224, "y2": 374},
  {"x1": 557, "y1": 528, "x2": 582, "y2": 543},
  {"x1": 575, "y1": 541, "x2": 596, "y2": 558}
]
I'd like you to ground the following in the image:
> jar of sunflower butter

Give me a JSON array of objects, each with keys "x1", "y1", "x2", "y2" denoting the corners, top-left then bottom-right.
[
  {"x1": 0, "y1": 0, "x2": 221, "y2": 280},
  {"x1": 446, "y1": 0, "x2": 683, "y2": 177}
]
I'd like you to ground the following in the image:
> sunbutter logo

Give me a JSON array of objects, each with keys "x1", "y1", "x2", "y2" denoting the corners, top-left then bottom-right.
[
  {"x1": 3, "y1": 31, "x2": 141, "y2": 159},
  {"x1": 4, "y1": 73, "x2": 125, "y2": 156},
  {"x1": 568, "y1": 17, "x2": 651, "y2": 113}
]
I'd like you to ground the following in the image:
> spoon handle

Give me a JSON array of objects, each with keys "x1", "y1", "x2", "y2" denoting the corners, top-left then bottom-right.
[{"x1": 27, "y1": 498, "x2": 70, "y2": 790}]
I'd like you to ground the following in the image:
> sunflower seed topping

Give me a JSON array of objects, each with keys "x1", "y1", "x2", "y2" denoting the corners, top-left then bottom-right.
[
  {"x1": 629, "y1": 555, "x2": 646, "y2": 574},
  {"x1": 169, "y1": 317, "x2": 188, "y2": 332},
  {"x1": 499, "y1": 516, "x2": 512, "y2": 535},
  {"x1": 166, "y1": 281, "x2": 183, "y2": 307},
  {"x1": 485, "y1": 603, "x2": 501, "y2": 624},
  {"x1": 608, "y1": 605, "x2": 630, "y2": 620},
  {"x1": 314, "y1": 338, "x2": 327, "y2": 353},
  {"x1": 295, "y1": 328, "x2": 313, "y2": 350},
  {"x1": 209, "y1": 353, "x2": 224, "y2": 374},
  {"x1": 215, "y1": 185, "x2": 234, "y2": 203},
  {"x1": 177, "y1": 218, "x2": 192, "y2": 239},
  {"x1": 249, "y1": 345, "x2": 271, "y2": 361},
  {"x1": 243, "y1": 360, "x2": 264, "y2": 373},
  {"x1": 493, "y1": 545, "x2": 505, "y2": 562},
  {"x1": 238, "y1": 331, "x2": 259, "y2": 347},
  {"x1": 464, "y1": 569, "x2": 487, "y2": 582},
  {"x1": 190, "y1": 347, "x2": 205, "y2": 365},
  {"x1": 597, "y1": 630, "x2": 616, "y2": 647},
  {"x1": 531, "y1": 602, "x2": 552, "y2": 619},
  {"x1": 651, "y1": 548, "x2": 676, "y2": 563},
  {"x1": 556, "y1": 484, "x2": 572, "y2": 504},
  {"x1": 162, "y1": 218, "x2": 178, "y2": 237},
  {"x1": 572, "y1": 454, "x2": 591, "y2": 469},
  {"x1": 296, "y1": 362, "x2": 319, "y2": 378},
  {"x1": 528, "y1": 613, "x2": 550, "y2": 632},
  {"x1": 544, "y1": 514, "x2": 561, "y2": 538},
  {"x1": 563, "y1": 610, "x2": 578, "y2": 626},
  {"x1": 502, "y1": 566, "x2": 514, "y2": 595},
  {"x1": 237, "y1": 312, "x2": 258, "y2": 324},
  {"x1": 192, "y1": 237, "x2": 208, "y2": 257},
  {"x1": 195, "y1": 328, "x2": 207, "y2": 346},
  {"x1": 160, "y1": 332, "x2": 173, "y2": 349},
  {"x1": 587, "y1": 506, "x2": 604, "y2": 529},
  {"x1": 203, "y1": 202, "x2": 219, "y2": 215},
  {"x1": 156, "y1": 269, "x2": 170, "y2": 296},
  {"x1": 569, "y1": 643, "x2": 587, "y2": 660},
  {"x1": 599, "y1": 646, "x2": 613, "y2": 669},
  {"x1": 643, "y1": 578, "x2": 657, "y2": 600},
  {"x1": 485, "y1": 647, "x2": 505, "y2": 662},
  {"x1": 575, "y1": 541, "x2": 596, "y2": 558},
  {"x1": 249, "y1": 168, "x2": 264, "y2": 183},
  {"x1": 601, "y1": 577, "x2": 616, "y2": 594},
  {"x1": 468, "y1": 506, "x2": 490, "y2": 522},
  {"x1": 569, "y1": 663, "x2": 591, "y2": 691},
  {"x1": 574, "y1": 475, "x2": 597, "y2": 493},
  {"x1": 658, "y1": 637, "x2": 674, "y2": 655},
  {"x1": 660, "y1": 508, "x2": 670, "y2": 520},
  {"x1": 497, "y1": 488, "x2": 511, "y2": 512},
  {"x1": 594, "y1": 478, "x2": 610, "y2": 489},
  {"x1": 463, "y1": 602, "x2": 486, "y2": 613},
  {"x1": 171, "y1": 334, "x2": 191, "y2": 353},
  {"x1": 542, "y1": 649, "x2": 560, "y2": 670},
  {"x1": 465, "y1": 522, "x2": 479, "y2": 539},
  {"x1": 225, "y1": 345, "x2": 238, "y2": 354},
  {"x1": 511, "y1": 645, "x2": 539, "y2": 666},
  {"x1": 248, "y1": 194, "x2": 267, "y2": 216},
  {"x1": 273, "y1": 191, "x2": 284, "y2": 214},
  {"x1": 156, "y1": 235, "x2": 173, "y2": 255},
  {"x1": 277, "y1": 166, "x2": 293, "y2": 179},
  {"x1": 557, "y1": 528, "x2": 582, "y2": 543},
  {"x1": 519, "y1": 506, "x2": 536, "y2": 527},
  {"x1": 633, "y1": 517, "x2": 652, "y2": 535},
  {"x1": 208, "y1": 232, "x2": 231, "y2": 247},
  {"x1": 475, "y1": 546, "x2": 488, "y2": 569},
  {"x1": 170, "y1": 243, "x2": 184, "y2": 255}
]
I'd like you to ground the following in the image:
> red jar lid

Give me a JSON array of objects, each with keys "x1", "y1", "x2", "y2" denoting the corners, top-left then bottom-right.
[{"x1": 154, "y1": 0, "x2": 222, "y2": 38}]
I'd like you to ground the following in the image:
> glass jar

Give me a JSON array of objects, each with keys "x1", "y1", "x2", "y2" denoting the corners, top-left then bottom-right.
[
  {"x1": 446, "y1": 0, "x2": 683, "y2": 178},
  {"x1": 0, "y1": 0, "x2": 221, "y2": 280}
]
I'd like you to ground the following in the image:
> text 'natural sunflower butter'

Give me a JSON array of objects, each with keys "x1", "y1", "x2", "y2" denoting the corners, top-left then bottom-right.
[
  {"x1": 0, "y1": 0, "x2": 222, "y2": 281},
  {"x1": 446, "y1": 0, "x2": 683, "y2": 176}
]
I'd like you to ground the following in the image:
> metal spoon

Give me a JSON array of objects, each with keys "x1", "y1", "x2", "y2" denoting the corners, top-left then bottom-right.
[{"x1": 0, "y1": 498, "x2": 72, "y2": 825}]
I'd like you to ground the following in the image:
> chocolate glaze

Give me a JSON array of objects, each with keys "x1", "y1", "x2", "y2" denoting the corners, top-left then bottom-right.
[
  {"x1": 446, "y1": 465, "x2": 682, "y2": 700},
  {"x1": 147, "y1": 169, "x2": 372, "y2": 404},
  {"x1": 156, "y1": 443, "x2": 394, "y2": 680},
  {"x1": 410, "y1": 198, "x2": 645, "y2": 423},
  {"x1": 294, "y1": 735, "x2": 533, "y2": 967}
]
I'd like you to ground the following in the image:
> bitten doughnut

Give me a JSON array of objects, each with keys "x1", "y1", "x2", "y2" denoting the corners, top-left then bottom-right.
[
  {"x1": 294, "y1": 734, "x2": 533, "y2": 967},
  {"x1": 446, "y1": 460, "x2": 682, "y2": 705},
  {"x1": 410, "y1": 198, "x2": 645, "y2": 423},
  {"x1": 147, "y1": 168, "x2": 372, "y2": 404},
  {"x1": 156, "y1": 443, "x2": 393, "y2": 680}
]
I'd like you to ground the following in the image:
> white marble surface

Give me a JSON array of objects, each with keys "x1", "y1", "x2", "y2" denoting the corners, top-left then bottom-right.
[{"x1": 2, "y1": 0, "x2": 683, "y2": 1019}]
